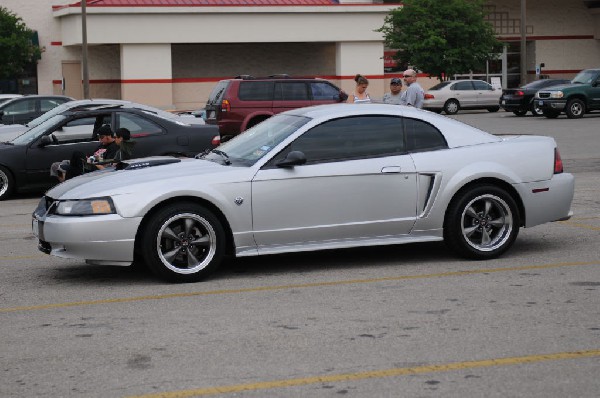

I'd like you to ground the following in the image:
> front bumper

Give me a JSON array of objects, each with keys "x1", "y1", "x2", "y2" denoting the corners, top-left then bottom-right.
[
  {"x1": 499, "y1": 98, "x2": 527, "y2": 112},
  {"x1": 535, "y1": 99, "x2": 566, "y2": 111},
  {"x1": 33, "y1": 213, "x2": 143, "y2": 264}
]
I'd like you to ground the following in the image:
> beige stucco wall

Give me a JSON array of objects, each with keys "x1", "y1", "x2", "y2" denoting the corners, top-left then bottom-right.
[{"x1": 3, "y1": 0, "x2": 599, "y2": 107}]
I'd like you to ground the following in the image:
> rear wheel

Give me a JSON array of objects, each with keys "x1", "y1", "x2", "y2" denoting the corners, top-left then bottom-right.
[
  {"x1": 513, "y1": 110, "x2": 527, "y2": 117},
  {"x1": 565, "y1": 98, "x2": 585, "y2": 119},
  {"x1": 487, "y1": 106, "x2": 500, "y2": 112},
  {"x1": 443, "y1": 99, "x2": 460, "y2": 115},
  {"x1": 0, "y1": 166, "x2": 15, "y2": 201},
  {"x1": 141, "y1": 202, "x2": 225, "y2": 282},
  {"x1": 444, "y1": 185, "x2": 520, "y2": 260},
  {"x1": 543, "y1": 110, "x2": 560, "y2": 119}
]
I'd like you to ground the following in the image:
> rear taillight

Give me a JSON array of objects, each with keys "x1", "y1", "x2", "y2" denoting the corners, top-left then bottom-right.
[
  {"x1": 424, "y1": 93, "x2": 434, "y2": 99},
  {"x1": 211, "y1": 135, "x2": 221, "y2": 146},
  {"x1": 516, "y1": 91, "x2": 524, "y2": 97},
  {"x1": 554, "y1": 148, "x2": 563, "y2": 174},
  {"x1": 221, "y1": 99, "x2": 230, "y2": 112}
]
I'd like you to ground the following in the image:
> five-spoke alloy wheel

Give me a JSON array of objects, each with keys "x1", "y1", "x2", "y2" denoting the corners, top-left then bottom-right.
[
  {"x1": 141, "y1": 202, "x2": 225, "y2": 282},
  {"x1": 444, "y1": 185, "x2": 520, "y2": 259}
]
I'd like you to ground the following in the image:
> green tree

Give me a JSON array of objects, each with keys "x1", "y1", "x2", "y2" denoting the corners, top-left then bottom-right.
[
  {"x1": 0, "y1": 7, "x2": 41, "y2": 80},
  {"x1": 379, "y1": 0, "x2": 502, "y2": 82}
]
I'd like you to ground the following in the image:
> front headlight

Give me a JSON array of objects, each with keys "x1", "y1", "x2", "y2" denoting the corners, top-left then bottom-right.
[
  {"x1": 54, "y1": 197, "x2": 116, "y2": 216},
  {"x1": 549, "y1": 91, "x2": 564, "y2": 99}
]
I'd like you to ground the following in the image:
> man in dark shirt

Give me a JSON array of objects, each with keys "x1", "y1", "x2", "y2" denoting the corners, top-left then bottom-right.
[{"x1": 91, "y1": 124, "x2": 119, "y2": 164}]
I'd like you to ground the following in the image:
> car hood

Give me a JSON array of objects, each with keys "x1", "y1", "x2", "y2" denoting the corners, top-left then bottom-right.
[
  {"x1": 0, "y1": 125, "x2": 27, "y2": 142},
  {"x1": 46, "y1": 157, "x2": 250, "y2": 200},
  {"x1": 538, "y1": 83, "x2": 578, "y2": 92}
]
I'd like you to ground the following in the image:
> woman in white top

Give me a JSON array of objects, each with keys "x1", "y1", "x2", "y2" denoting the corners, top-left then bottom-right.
[{"x1": 347, "y1": 74, "x2": 371, "y2": 104}]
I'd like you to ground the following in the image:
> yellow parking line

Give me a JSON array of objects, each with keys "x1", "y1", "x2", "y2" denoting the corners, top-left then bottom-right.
[
  {"x1": 558, "y1": 220, "x2": 600, "y2": 231},
  {"x1": 0, "y1": 254, "x2": 46, "y2": 261},
  {"x1": 125, "y1": 349, "x2": 600, "y2": 398},
  {"x1": 0, "y1": 261, "x2": 597, "y2": 313}
]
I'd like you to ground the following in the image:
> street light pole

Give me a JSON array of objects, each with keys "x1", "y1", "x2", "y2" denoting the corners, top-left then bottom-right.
[
  {"x1": 82, "y1": 0, "x2": 90, "y2": 99},
  {"x1": 520, "y1": 0, "x2": 527, "y2": 86}
]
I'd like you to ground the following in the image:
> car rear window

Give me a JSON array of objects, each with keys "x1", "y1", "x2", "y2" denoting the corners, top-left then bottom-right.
[
  {"x1": 238, "y1": 81, "x2": 274, "y2": 101},
  {"x1": 206, "y1": 81, "x2": 230, "y2": 105},
  {"x1": 428, "y1": 82, "x2": 452, "y2": 90}
]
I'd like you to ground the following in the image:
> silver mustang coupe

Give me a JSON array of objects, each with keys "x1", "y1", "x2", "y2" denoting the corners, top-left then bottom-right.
[{"x1": 32, "y1": 104, "x2": 574, "y2": 282}]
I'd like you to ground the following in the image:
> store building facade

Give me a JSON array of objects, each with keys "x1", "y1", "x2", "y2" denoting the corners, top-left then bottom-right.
[{"x1": 2, "y1": 0, "x2": 599, "y2": 109}]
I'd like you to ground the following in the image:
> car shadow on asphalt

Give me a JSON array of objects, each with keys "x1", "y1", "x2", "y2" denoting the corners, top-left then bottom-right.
[{"x1": 39, "y1": 236, "x2": 552, "y2": 286}]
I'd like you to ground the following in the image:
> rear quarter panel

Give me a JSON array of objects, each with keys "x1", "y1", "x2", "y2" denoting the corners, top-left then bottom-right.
[{"x1": 409, "y1": 135, "x2": 560, "y2": 232}]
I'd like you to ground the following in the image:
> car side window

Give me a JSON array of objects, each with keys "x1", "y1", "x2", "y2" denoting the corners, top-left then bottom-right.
[
  {"x1": 404, "y1": 118, "x2": 448, "y2": 153},
  {"x1": 117, "y1": 113, "x2": 163, "y2": 137},
  {"x1": 3, "y1": 100, "x2": 34, "y2": 115},
  {"x1": 310, "y1": 82, "x2": 340, "y2": 100},
  {"x1": 40, "y1": 99, "x2": 66, "y2": 112},
  {"x1": 472, "y1": 81, "x2": 492, "y2": 90},
  {"x1": 453, "y1": 81, "x2": 474, "y2": 91},
  {"x1": 52, "y1": 117, "x2": 100, "y2": 144},
  {"x1": 274, "y1": 82, "x2": 309, "y2": 101},
  {"x1": 238, "y1": 82, "x2": 274, "y2": 101},
  {"x1": 266, "y1": 115, "x2": 405, "y2": 167}
]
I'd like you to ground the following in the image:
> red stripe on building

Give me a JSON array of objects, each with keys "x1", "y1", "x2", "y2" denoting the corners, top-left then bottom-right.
[
  {"x1": 499, "y1": 35, "x2": 595, "y2": 41},
  {"x1": 50, "y1": 41, "x2": 62, "y2": 46}
]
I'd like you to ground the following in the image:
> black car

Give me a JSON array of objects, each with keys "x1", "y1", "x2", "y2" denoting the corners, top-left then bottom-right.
[
  {"x1": 500, "y1": 79, "x2": 571, "y2": 116},
  {"x1": 0, "y1": 95, "x2": 73, "y2": 125},
  {"x1": 0, "y1": 105, "x2": 219, "y2": 200}
]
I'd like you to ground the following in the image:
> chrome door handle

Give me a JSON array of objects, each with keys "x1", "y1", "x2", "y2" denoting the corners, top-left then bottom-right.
[{"x1": 381, "y1": 166, "x2": 401, "y2": 173}]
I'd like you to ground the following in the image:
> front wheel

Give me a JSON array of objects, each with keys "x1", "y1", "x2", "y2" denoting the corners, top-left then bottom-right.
[
  {"x1": 565, "y1": 99, "x2": 585, "y2": 119},
  {"x1": 487, "y1": 106, "x2": 500, "y2": 112},
  {"x1": 141, "y1": 202, "x2": 225, "y2": 282},
  {"x1": 444, "y1": 185, "x2": 520, "y2": 260},
  {"x1": 0, "y1": 166, "x2": 15, "y2": 201},
  {"x1": 443, "y1": 99, "x2": 460, "y2": 115}
]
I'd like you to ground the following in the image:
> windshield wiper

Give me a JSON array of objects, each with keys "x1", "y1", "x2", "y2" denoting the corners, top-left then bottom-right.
[
  {"x1": 1, "y1": 141, "x2": 14, "y2": 145},
  {"x1": 211, "y1": 149, "x2": 231, "y2": 165}
]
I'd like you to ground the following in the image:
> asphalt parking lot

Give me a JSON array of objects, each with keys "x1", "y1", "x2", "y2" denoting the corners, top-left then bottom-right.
[{"x1": 1, "y1": 110, "x2": 599, "y2": 397}]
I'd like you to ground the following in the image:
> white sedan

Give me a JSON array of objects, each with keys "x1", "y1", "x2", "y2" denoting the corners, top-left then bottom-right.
[
  {"x1": 423, "y1": 79, "x2": 502, "y2": 114},
  {"x1": 32, "y1": 104, "x2": 574, "y2": 282}
]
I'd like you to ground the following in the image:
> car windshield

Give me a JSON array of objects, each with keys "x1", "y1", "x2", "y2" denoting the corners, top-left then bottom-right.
[
  {"x1": 11, "y1": 115, "x2": 66, "y2": 145},
  {"x1": 202, "y1": 114, "x2": 310, "y2": 166},
  {"x1": 571, "y1": 70, "x2": 598, "y2": 84},
  {"x1": 25, "y1": 102, "x2": 74, "y2": 128},
  {"x1": 428, "y1": 82, "x2": 452, "y2": 90}
]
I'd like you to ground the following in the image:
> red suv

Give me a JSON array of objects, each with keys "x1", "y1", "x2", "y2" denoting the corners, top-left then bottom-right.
[{"x1": 204, "y1": 75, "x2": 347, "y2": 140}]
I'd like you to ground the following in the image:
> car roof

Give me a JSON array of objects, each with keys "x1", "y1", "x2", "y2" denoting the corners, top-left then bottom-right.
[
  {"x1": 284, "y1": 103, "x2": 500, "y2": 148},
  {"x1": 0, "y1": 95, "x2": 73, "y2": 108}
]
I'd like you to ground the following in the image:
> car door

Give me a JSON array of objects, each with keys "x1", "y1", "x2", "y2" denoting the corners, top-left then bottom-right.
[
  {"x1": 251, "y1": 115, "x2": 418, "y2": 251},
  {"x1": 590, "y1": 73, "x2": 600, "y2": 110},
  {"x1": 115, "y1": 111, "x2": 167, "y2": 158},
  {"x1": 24, "y1": 116, "x2": 103, "y2": 189},
  {"x1": 451, "y1": 81, "x2": 477, "y2": 108},
  {"x1": 472, "y1": 80, "x2": 499, "y2": 107}
]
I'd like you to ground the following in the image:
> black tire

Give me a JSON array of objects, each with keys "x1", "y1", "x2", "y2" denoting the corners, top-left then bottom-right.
[
  {"x1": 530, "y1": 102, "x2": 544, "y2": 116},
  {"x1": 513, "y1": 110, "x2": 527, "y2": 117},
  {"x1": 444, "y1": 185, "x2": 520, "y2": 260},
  {"x1": 141, "y1": 202, "x2": 225, "y2": 282},
  {"x1": 487, "y1": 106, "x2": 500, "y2": 112},
  {"x1": 543, "y1": 110, "x2": 560, "y2": 119},
  {"x1": 565, "y1": 98, "x2": 585, "y2": 119},
  {"x1": 0, "y1": 166, "x2": 15, "y2": 201},
  {"x1": 443, "y1": 99, "x2": 460, "y2": 115}
]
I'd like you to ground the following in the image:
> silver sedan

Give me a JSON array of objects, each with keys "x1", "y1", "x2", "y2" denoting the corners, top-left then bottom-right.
[{"x1": 32, "y1": 104, "x2": 574, "y2": 282}]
